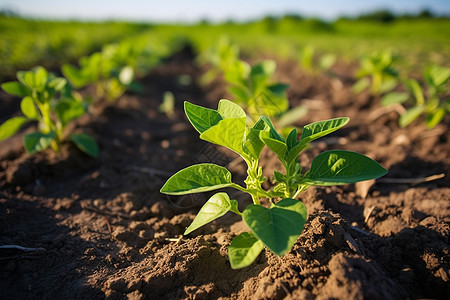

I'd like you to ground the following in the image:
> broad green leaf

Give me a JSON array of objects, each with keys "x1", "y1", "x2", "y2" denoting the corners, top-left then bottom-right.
[
  {"x1": 184, "y1": 101, "x2": 222, "y2": 134},
  {"x1": 243, "y1": 198, "x2": 307, "y2": 256},
  {"x1": 352, "y1": 78, "x2": 370, "y2": 93},
  {"x1": 243, "y1": 118, "x2": 266, "y2": 159},
  {"x1": 1, "y1": 81, "x2": 29, "y2": 97},
  {"x1": 184, "y1": 192, "x2": 233, "y2": 235},
  {"x1": 61, "y1": 64, "x2": 87, "y2": 88},
  {"x1": 404, "y1": 78, "x2": 424, "y2": 106},
  {"x1": 0, "y1": 116, "x2": 29, "y2": 141},
  {"x1": 217, "y1": 99, "x2": 246, "y2": 119},
  {"x1": 267, "y1": 83, "x2": 289, "y2": 94},
  {"x1": 33, "y1": 66, "x2": 48, "y2": 90},
  {"x1": 20, "y1": 97, "x2": 40, "y2": 120},
  {"x1": 379, "y1": 78, "x2": 398, "y2": 94},
  {"x1": 228, "y1": 86, "x2": 250, "y2": 104},
  {"x1": 250, "y1": 61, "x2": 276, "y2": 92},
  {"x1": 277, "y1": 105, "x2": 308, "y2": 128},
  {"x1": 399, "y1": 106, "x2": 424, "y2": 128},
  {"x1": 228, "y1": 232, "x2": 264, "y2": 269},
  {"x1": 55, "y1": 99, "x2": 85, "y2": 126},
  {"x1": 307, "y1": 150, "x2": 387, "y2": 185},
  {"x1": 425, "y1": 108, "x2": 446, "y2": 129},
  {"x1": 160, "y1": 163, "x2": 234, "y2": 195},
  {"x1": 200, "y1": 117, "x2": 246, "y2": 155},
  {"x1": 24, "y1": 131, "x2": 55, "y2": 154},
  {"x1": 319, "y1": 54, "x2": 336, "y2": 70},
  {"x1": 286, "y1": 128, "x2": 298, "y2": 152},
  {"x1": 300, "y1": 117, "x2": 349, "y2": 144},
  {"x1": 48, "y1": 77, "x2": 67, "y2": 91},
  {"x1": 425, "y1": 65, "x2": 450, "y2": 88},
  {"x1": 261, "y1": 116, "x2": 284, "y2": 142},
  {"x1": 70, "y1": 133, "x2": 99, "y2": 158},
  {"x1": 260, "y1": 131, "x2": 287, "y2": 161},
  {"x1": 381, "y1": 92, "x2": 409, "y2": 106},
  {"x1": 250, "y1": 89, "x2": 289, "y2": 117}
]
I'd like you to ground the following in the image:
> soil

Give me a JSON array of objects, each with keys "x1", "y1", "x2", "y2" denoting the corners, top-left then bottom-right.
[{"x1": 1, "y1": 48, "x2": 449, "y2": 300}]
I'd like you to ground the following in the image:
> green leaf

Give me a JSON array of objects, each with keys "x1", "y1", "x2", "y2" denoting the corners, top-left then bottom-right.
[
  {"x1": 20, "y1": 97, "x2": 40, "y2": 120},
  {"x1": 267, "y1": 83, "x2": 289, "y2": 94},
  {"x1": 404, "y1": 78, "x2": 424, "y2": 106},
  {"x1": 243, "y1": 118, "x2": 266, "y2": 159},
  {"x1": 1, "y1": 81, "x2": 29, "y2": 97},
  {"x1": 381, "y1": 92, "x2": 409, "y2": 106},
  {"x1": 33, "y1": 66, "x2": 48, "y2": 90},
  {"x1": 286, "y1": 128, "x2": 298, "y2": 152},
  {"x1": 48, "y1": 77, "x2": 67, "y2": 91},
  {"x1": 0, "y1": 116, "x2": 29, "y2": 141},
  {"x1": 260, "y1": 131, "x2": 287, "y2": 162},
  {"x1": 217, "y1": 99, "x2": 246, "y2": 119},
  {"x1": 70, "y1": 133, "x2": 99, "y2": 158},
  {"x1": 228, "y1": 232, "x2": 264, "y2": 269},
  {"x1": 300, "y1": 117, "x2": 349, "y2": 144},
  {"x1": 55, "y1": 99, "x2": 85, "y2": 127},
  {"x1": 184, "y1": 192, "x2": 233, "y2": 235},
  {"x1": 307, "y1": 150, "x2": 387, "y2": 185},
  {"x1": 24, "y1": 131, "x2": 55, "y2": 154},
  {"x1": 184, "y1": 101, "x2": 222, "y2": 134},
  {"x1": 425, "y1": 108, "x2": 446, "y2": 129},
  {"x1": 250, "y1": 60, "x2": 276, "y2": 92},
  {"x1": 399, "y1": 106, "x2": 424, "y2": 128},
  {"x1": 243, "y1": 198, "x2": 307, "y2": 256},
  {"x1": 425, "y1": 65, "x2": 450, "y2": 88},
  {"x1": 228, "y1": 86, "x2": 250, "y2": 104},
  {"x1": 160, "y1": 163, "x2": 234, "y2": 195},
  {"x1": 200, "y1": 117, "x2": 246, "y2": 156},
  {"x1": 250, "y1": 89, "x2": 289, "y2": 117},
  {"x1": 62, "y1": 64, "x2": 88, "y2": 88},
  {"x1": 352, "y1": 78, "x2": 370, "y2": 93},
  {"x1": 261, "y1": 116, "x2": 283, "y2": 142},
  {"x1": 319, "y1": 54, "x2": 336, "y2": 70}
]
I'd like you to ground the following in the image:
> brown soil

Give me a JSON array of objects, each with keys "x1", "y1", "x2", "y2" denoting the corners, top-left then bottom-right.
[{"x1": 1, "y1": 49, "x2": 449, "y2": 300}]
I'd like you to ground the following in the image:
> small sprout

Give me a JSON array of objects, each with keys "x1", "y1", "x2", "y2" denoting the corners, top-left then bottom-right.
[
  {"x1": 353, "y1": 50, "x2": 399, "y2": 95},
  {"x1": 382, "y1": 64, "x2": 450, "y2": 129},
  {"x1": 0, "y1": 66, "x2": 98, "y2": 157},
  {"x1": 161, "y1": 100, "x2": 387, "y2": 269}
]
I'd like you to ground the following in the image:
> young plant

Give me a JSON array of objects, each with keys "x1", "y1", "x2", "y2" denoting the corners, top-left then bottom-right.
[
  {"x1": 382, "y1": 64, "x2": 450, "y2": 128},
  {"x1": 198, "y1": 36, "x2": 241, "y2": 85},
  {"x1": 161, "y1": 100, "x2": 387, "y2": 269},
  {"x1": 224, "y1": 59, "x2": 289, "y2": 122},
  {"x1": 353, "y1": 50, "x2": 399, "y2": 95},
  {"x1": 299, "y1": 45, "x2": 336, "y2": 75},
  {"x1": 62, "y1": 50, "x2": 134, "y2": 102},
  {"x1": 0, "y1": 66, "x2": 98, "y2": 157}
]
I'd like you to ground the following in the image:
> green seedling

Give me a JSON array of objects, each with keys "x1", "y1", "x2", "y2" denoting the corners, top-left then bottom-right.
[
  {"x1": 198, "y1": 36, "x2": 240, "y2": 85},
  {"x1": 353, "y1": 50, "x2": 399, "y2": 95},
  {"x1": 299, "y1": 45, "x2": 336, "y2": 74},
  {"x1": 0, "y1": 66, "x2": 98, "y2": 157},
  {"x1": 382, "y1": 64, "x2": 450, "y2": 129},
  {"x1": 224, "y1": 59, "x2": 290, "y2": 122},
  {"x1": 161, "y1": 100, "x2": 387, "y2": 269},
  {"x1": 62, "y1": 50, "x2": 134, "y2": 102}
]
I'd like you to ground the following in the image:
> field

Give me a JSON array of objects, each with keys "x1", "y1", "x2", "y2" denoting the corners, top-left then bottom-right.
[{"x1": 0, "y1": 15, "x2": 449, "y2": 299}]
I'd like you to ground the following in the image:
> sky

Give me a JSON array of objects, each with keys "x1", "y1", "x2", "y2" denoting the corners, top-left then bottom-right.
[{"x1": 1, "y1": 0, "x2": 450, "y2": 22}]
